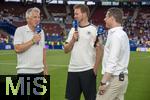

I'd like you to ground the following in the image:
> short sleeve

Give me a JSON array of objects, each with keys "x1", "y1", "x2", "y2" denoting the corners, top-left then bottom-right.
[
  {"x1": 13, "y1": 28, "x2": 23, "y2": 45},
  {"x1": 41, "y1": 30, "x2": 45, "y2": 48},
  {"x1": 66, "y1": 28, "x2": 74, "y2": 43}
]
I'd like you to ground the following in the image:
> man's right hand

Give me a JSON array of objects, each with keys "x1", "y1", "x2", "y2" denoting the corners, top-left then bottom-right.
[
  {"x1": 32, "y1": 34, "x2": 41, "y2": 44},
  {"x1": 73, "y1": 31, "x2": 79, "y2": 41}
]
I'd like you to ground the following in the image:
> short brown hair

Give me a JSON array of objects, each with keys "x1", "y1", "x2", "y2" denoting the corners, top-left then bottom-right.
[
  {"x1": 73, "y1": 4, "x2": 90, "y2": 18},
  {"x1": 107, "y1": 7, "x2": 123, "y2": 24}
]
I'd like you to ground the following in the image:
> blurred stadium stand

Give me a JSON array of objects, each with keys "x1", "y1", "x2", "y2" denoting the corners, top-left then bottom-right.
[{"x1": 0, "y1": 0, "x2": 149, "y2": 51}]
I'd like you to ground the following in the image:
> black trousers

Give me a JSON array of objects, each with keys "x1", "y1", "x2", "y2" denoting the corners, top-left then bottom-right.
[{"x1": 65, "y1": 69, "x2": 96, "y2": 100}]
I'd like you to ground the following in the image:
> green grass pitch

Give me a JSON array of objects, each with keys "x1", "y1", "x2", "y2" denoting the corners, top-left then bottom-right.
[{"x1": 0, "y1": 50, "x2": 150, "y2": 100}]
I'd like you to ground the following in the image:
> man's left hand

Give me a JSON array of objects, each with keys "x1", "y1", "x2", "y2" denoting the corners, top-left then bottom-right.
[
  {"x1": 98, "y1": 84, "x2": 107, "y2": 95},
  {"x1": 93, "y1": 67, "x2": 97, "y2": 76},
  {"x1": 43, "y1": 65, "x2": 48, "y2": 75}
]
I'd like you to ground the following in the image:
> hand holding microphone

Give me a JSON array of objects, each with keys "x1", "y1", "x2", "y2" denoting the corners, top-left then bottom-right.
[
  {"x1": 32, "y1": 34, "x2": 41, "y2": 45},
  {"x1": 72, "y1": 20, "x2": 79, "y2": 41},
  {"x1": 33, "y1": 24, "x2": 42, "y2": 45},
  {"x1": 94, "y1": 25, "x2": 104, "y2": 47}
]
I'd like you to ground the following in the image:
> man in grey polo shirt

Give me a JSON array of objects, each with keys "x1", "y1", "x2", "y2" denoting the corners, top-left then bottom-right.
[{"x1": 13, "y1": 7, "x2": 48, "y2": 75}]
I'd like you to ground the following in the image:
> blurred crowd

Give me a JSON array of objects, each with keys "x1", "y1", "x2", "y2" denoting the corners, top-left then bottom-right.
[{"x1": 0, "y1": 3, "x2": 150, "y2": 48}]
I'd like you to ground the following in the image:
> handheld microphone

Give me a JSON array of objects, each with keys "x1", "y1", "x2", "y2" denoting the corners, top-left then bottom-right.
[
  {"x1": 94, "y1": 25, "x2": 104, "y2": 47},
  {"x1": 35, "y1": 23, "x2": 42, "y2": 45},
  {"x1": 72, "y1": 20, "x2": 78, "y2": 41}
]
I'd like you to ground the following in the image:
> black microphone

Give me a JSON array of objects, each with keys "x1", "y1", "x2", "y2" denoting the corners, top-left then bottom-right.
[
  {"x1": 94, "y1": 25, "x2": 104, "y2": 47},
  {"x1": 35, "y1": 23, "x2": 42, "y2": 45},
  {"x1": 72, "y1": 19, "x2": 78, "y2": 41}
]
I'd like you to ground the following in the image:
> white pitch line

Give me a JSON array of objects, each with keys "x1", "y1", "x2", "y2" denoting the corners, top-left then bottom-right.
[
  {"x1": 0, "y1": 62, "x2": 16, "y2": 65},
  {"x1": 0, "y1": 53, "x2": 15, "y2": 55},
  {"x1": 1, "y1": 55, "x2": 150, "y2": 66},
  {"x1": 131, "y1": 55, "x2": 150, "y2": 60},
  {"x1": 0, "y1": 62, "x2": 68, "y2": 67},
  {"x1": 49, "y1": 64, "x2": 68, "y2": 67}
]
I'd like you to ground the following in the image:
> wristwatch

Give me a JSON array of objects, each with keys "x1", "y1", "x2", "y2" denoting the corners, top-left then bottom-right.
[
  {"x1": 100, "y1": 82, "x2": 106, "y2": 86},
  {"x1": 32, "y1": 39, "x2": 35, "y2": 45}
]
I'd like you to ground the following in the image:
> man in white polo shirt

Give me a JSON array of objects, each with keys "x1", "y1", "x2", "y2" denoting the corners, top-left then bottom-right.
[
  {"x1": 96, "y1": 8, "x2": 130, "y2": 100},
  {"x1": 64, "y1": 4, "x2": 103, "y2": 100},
  {"x1": 13, "y1": 7, "x2": 48, "y2": 75}
]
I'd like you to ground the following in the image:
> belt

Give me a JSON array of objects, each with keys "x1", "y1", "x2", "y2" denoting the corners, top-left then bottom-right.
[{"x1": 112, "y1": 73, "x2": 128, "y2": 77}]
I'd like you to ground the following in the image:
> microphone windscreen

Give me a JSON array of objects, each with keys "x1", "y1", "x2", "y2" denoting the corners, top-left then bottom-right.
[
  {"x1": 97, "y1": 25, "x2": 104, "y2": 35},
  {"x1": 72, "y1": 20, "x2": 78, "y2": 31},
  {"x1": 35, "y1": 24, "x2": 42, "y2": 33}
]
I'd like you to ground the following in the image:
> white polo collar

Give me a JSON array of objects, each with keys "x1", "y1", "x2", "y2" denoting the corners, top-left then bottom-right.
[{"x1": 108, "y1": 26, "x2": 123, "y2": 35}]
